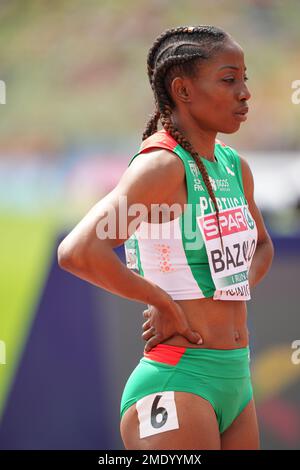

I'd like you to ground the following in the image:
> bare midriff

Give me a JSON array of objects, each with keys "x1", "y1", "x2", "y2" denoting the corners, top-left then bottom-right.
[{"x1": 161, "y1": 297, "x2": 249, "y2": 350}]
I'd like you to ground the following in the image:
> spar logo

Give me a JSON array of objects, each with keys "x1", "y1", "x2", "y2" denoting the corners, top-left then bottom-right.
[
  {"x1": 198, "y1": 206, "x2": 248, "y2": 240},
  {"x1": 243, "y1": 206, "x2": 255, "y2": 229}
]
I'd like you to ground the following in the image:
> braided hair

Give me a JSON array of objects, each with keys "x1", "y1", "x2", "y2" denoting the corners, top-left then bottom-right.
[{"x1": 143, "y1": 25, "x2": 228, "y2": 253}]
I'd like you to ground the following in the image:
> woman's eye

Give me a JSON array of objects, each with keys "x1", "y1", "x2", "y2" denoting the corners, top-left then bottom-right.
[{"x1": 223, "y1": 76, "x2": 249, "y2": 83}]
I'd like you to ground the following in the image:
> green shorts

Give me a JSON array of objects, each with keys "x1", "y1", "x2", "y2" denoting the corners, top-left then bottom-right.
[{"x1": 120, "y1": 344, "x2": 253, "y2": 435}]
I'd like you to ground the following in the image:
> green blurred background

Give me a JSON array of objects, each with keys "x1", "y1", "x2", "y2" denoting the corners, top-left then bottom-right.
[{"x1": 1, "y1": 0, "x2": 300, "y2": 152}]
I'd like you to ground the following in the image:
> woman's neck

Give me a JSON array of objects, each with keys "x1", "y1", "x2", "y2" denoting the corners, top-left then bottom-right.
[{"x1": 171, "y1": 113, "x2": 217, "y2": 162}]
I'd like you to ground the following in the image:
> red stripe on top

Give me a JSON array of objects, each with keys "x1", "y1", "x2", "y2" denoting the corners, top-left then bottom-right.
[
  {"x1": 215, "y1": 138, "x2": 227, "y2": 147},
  {"x1": 139, "y1": 129, "x2": 178, "y2": 154},
  {"x1": 144, "y1": 344, "x2": 186, "y2": 365},
  {"x1": 140, "y1": 130, "x2": 227, "y2": 153}
]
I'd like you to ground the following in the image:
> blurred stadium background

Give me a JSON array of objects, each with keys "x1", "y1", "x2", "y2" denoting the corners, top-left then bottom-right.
[{"x1": 0, "y1": 0, "x2": 299, "y2": 450}]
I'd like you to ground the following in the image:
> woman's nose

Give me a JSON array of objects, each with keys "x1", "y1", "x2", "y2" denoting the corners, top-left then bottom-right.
[{"x1": 239, "y1": 83, "x2": 251, "y2": 101}]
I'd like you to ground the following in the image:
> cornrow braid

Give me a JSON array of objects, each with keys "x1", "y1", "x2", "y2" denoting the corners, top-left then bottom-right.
[
  {"x1": 142, "y1": 108, "x2": 160, "y2": 141},
  {"x1": 147, "y1": 26, "x2": 198, "y2": 88},
  {"x1": 142, "y1": 25, "x2": 228, "y2": 253}
]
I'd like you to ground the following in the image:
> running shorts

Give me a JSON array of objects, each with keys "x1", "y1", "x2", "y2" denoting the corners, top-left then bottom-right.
[{"x1": 120, "y1": 344, "x2": 253, "y2": 435}]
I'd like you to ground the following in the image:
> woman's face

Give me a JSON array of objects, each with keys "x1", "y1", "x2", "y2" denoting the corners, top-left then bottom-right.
[{"x1": 171, "y1": 38, "x2": 251, "y2": 134}]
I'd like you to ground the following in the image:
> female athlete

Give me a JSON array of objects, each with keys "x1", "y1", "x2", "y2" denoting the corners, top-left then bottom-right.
[{"x1": 57, "y1": 25, "x2": 274, "y2": 450}]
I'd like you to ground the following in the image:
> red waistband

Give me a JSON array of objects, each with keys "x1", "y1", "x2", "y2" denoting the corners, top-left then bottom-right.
[{"x1": 143, "y1": 344, "x2": 186, "y2": 365}]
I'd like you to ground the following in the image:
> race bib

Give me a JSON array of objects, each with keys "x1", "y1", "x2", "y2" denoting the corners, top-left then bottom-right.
[
  {"x1": 136, "y1": 391, "x2": 179, "y2": 439},
  {"x1": 197, "y1": 205, "x2": 257, "y2": 299}
]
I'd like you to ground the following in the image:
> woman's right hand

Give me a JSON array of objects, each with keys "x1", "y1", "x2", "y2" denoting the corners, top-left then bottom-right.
[{"x1": 141, "y1": 301, "x2": 203, "y2": 353}]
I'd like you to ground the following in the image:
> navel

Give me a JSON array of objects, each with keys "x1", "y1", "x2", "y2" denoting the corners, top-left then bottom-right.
[{"x1": 234, "y1": 330, "x2": 241, "y2": 341}]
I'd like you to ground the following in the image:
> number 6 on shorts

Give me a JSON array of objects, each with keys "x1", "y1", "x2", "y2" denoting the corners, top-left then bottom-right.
[{"x1": 136, "y1": 391, "x2": 179, "y2": 438}]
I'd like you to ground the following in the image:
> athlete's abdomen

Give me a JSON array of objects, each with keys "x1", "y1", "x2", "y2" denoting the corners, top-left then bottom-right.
[{"x1": 161, "y1": 297, "x2": 249, "y2": 350}]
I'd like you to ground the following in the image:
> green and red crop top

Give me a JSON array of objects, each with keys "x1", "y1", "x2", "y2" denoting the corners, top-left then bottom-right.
[{"x1": 124, "y1": 129, "x2": 258, "y2": 301}]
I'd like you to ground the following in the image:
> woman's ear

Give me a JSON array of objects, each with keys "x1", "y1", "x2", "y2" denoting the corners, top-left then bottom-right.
[{"x1": 171, "y1": 77, "x2": 192, "y2": 104}]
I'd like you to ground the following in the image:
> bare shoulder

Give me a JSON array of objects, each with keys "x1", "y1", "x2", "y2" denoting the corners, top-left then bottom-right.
[
  {"x1": 122, "y1": 148, "x2": 184, "y2": 183},
  {"x1": 116, "y1": 148, "x2": 185, "y2": 205},
  {"x1": 57, "y1": 149, "x2": 186, "y2": 257}
]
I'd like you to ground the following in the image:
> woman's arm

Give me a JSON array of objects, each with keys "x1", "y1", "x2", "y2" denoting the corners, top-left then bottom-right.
[
  {"x1": 240, "y1": 156, "x2": 274, "y2": 288},
  {"x1": 57, "y1": 149, "x2": 184, "y2": 310},
  {"x1": 58, "y1": 149, "x2": 203, "y2": 345}
]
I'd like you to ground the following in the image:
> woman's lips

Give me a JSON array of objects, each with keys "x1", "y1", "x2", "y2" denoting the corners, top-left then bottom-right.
[
  {"x1": 233, "y1": 108, "x2": 248, "y2": 121},
  {"x1": 234, "y1": 113, "x2": 248, "y2": 121}
]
